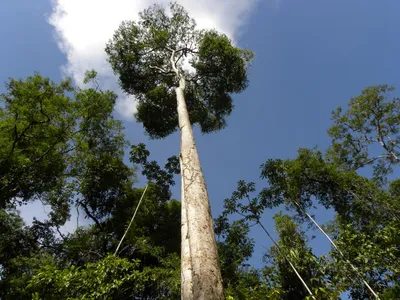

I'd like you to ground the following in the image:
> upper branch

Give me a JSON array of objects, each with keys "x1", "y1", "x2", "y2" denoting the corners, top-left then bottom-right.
[{"x1": 149, "y1": 65, "x2": 174, "y2": 75}]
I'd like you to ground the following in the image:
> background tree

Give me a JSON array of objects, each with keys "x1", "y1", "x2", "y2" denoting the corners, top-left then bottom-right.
[
  {"x1": 0, "y1": 209, "x2": 55, "y2": 298},
  {"x1": 260, "y1": 150, "x2": 400, "y2": 298},
  {"x1": 218, "y1": 84, "x2": 400, "y2": 299},
  {"x1": 0, "y1": 70, "x2": 130, "y2": 226},
  {"x1": 0, "y1": 73, "x2": 75, "y2": 211},
  {"x1": 1, "y1": 161, "x2": 182, "y2": 300},
  {"x1": 214, "y1": 215, "x2": 274, "y2": 299},
  {"x1": 105, "y1": 2, "x2": 253, "y2": 298},
  {"x1": 0, "y1": 72, "x2": 182, "y2": 299},
  {"x1": 130, "y1": 143, "x2": 180, "y2": 202},
  {"x1": 327, "y1": 84, "x2": 400, "y2": 183},
  {"x1": 222, "y1": 180, "x2": 338, "y2": 299},
  {"x1": 264, "y1": 213, "x2": 338, "y2": 300}
]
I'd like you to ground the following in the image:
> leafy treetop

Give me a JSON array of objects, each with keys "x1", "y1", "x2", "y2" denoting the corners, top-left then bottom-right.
[
  {"x1": 106, "y1": 2, "x2": 253, "y2": 139},
  {"x1": 327, "y1": 85, "x2": 400, "y2": 183}
]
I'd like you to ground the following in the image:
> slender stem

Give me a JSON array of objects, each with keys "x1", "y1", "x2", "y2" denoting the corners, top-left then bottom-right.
[
  {"x1": 114, "y1": 184, "x2": 148, "y2": 256},
  {"x1": 293, "y1": 199, "x2": 381, "y2": 299},
  {"x1": 257, "y1": 220, "x2": 316, "y2": 300},
  {"x1": 78, "y1": 200, "x2": 103, "y2": 230}
]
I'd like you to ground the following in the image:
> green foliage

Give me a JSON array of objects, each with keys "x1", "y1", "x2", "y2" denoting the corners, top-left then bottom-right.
[
  {"x1": 58, "y1": 183, "x2": 181, "y2": 265},
  {"x1": 257, "y1": 147, "x2": 400, "y2": 297},
  {"x1": 0, "y1": 185, "x2": 182, "y2": 299},
  {"x1": 27, "y1": 253, "x2": 179, "y2": 300},
  {"x1": 327, "y1": 84, "x2": 400, "y2": 182},
  {"x1": 215, "y1": 217, "x2": 254, "y2": 286},
  {"x1": 111, "y1": 184, "x2": 181, "y2": 257},
  {"x1": 0, "y1": 71, "x2": 129, "y2": 226},
  {"x1": 223, "y1": 136, "x2": 400, "y2": 298},
  {"x1": 214, "y1": 214, "x2": 274, "y2": 299},
  {"x1": 260, "y1": 148, "x2": 400, "y2": 227},
  {"x1": 224, "y1": 268, "x2": 273, "y2": 300},
  {"x1": 0, "y1": 73, "x2": 182, "y2": 299},
  {"x1": 106, "y1": 2, "x2": 253, "y2": 138},
  {"x1": 28, "y1": 255, "x2": 146, "y2": 299},
  {"x1": 265, "y1": 213, "x2": 338, "y2": 300},
  {"x1": 0, "y1": 74, "x2": 74, "y2": 209},
  {"x1": 130, "y1": 143, "x2": 179, "y2": 201},
  {"x1": 326, "y1": 217, "x2": 400, "y2": 299},
  {"x1": 0, "y1": 209, "x2": 56, "y2": 299},
  {"x1": 220, "y1": 179, "x2": 338, "y2": 299},
  {"x1": 24, "y1": 185, "x2": 182, "y2": 299}
]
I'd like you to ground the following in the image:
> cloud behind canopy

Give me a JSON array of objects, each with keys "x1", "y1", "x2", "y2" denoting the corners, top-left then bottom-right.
[{"x1": 48, "y1": 0, "x2": 258, "y2": 119}]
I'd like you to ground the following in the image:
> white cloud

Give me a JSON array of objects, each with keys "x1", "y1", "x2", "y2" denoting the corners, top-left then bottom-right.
[
  {"x1": 116, "y1": 94, "x2": 138, "y2": 119},
  {"x1": 48, "y1": 0, "x2": 259, "y2": 120}
]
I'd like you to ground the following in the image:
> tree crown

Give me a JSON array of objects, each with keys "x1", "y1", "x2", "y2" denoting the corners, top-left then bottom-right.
[{"x1": 106, "y1": 2, "x2": 254, "y2": 138}]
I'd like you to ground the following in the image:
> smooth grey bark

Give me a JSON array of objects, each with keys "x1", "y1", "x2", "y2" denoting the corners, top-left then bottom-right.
[{"x1": 172, "y1": 52, "x2": 224, "y2": 300}]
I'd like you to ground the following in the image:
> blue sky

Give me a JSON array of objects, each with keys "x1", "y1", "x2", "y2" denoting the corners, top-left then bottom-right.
[{"x1": 1, "y1": 0, "x2": 400, "y2": 290}]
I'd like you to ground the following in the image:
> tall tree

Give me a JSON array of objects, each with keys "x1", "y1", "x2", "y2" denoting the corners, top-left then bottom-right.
[{"x1": 105, "y1": 2, "x2": 253, "y2": 299}]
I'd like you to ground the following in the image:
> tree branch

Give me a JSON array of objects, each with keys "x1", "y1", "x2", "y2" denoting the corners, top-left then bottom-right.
[
  {"x1": 375, "y1": 116, "x2": 400, "y2": 162},
  {"x1": 176, "y1": 47, "x2": 199, "y2": 55},
  {"x1": 78, "y1": 199, "x2": 103, "y2": 230},
  {"x1": 149, "y1": 65, "x2": 173, "y2": 75}
]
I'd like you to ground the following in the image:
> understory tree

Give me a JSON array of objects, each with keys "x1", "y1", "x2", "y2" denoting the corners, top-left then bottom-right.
[{"x1": 0, "y1": 72, "x2": 182, "y2": 299}]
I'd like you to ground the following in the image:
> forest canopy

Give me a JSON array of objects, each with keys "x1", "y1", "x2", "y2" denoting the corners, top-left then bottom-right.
[{"x1": 0, "y1": 2, "x2": 399, "y2": 300}]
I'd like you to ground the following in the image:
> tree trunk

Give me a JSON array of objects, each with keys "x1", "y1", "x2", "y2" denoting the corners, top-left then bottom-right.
[
  {"x1": 181, "y1": 158, "x2": 194, "y2": 300},
  {"x1": 176, "y1": 77, "x2": 224, "y2": 300}
]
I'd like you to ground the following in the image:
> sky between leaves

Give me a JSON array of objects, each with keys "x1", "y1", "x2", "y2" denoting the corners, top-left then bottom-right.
[{"x1": 1, "y1": 0, "x2": 400, "y2": 270}]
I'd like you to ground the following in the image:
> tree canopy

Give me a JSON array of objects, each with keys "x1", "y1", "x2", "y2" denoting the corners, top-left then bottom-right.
[
  {"x1": 1, "y1": 3, "x2": 399, "y2": 299},
  {"x1": 105, "y1": 2, "x2": 253, "y2": 138}
]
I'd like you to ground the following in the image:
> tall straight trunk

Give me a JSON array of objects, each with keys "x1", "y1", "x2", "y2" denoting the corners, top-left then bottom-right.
[
  {"x1": 176, "y1": 76, "x2": 224, "y2": 300},
  {"x1": 181, "y1": 159, "x2": 194, "y2": 300}
]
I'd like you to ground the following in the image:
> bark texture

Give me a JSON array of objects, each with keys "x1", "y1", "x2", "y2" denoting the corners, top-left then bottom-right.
[
  {"x1": 181, "y1": 159, "x2": 194, "y2": 300},
  {"x1": 176, "y1": 77, "x2": 224, "y2": 300}
]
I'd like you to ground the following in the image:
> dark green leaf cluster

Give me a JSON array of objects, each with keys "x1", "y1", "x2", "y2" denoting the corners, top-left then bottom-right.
[
  {"x1": 1, "y1": 184, "x2": 182, "y2": 299},
  {"x1": 130, "y1": 143, "x2": 179, "y2": 201},
  {"x1": 0, "y1": 72, "x2": 182, "y2": 299},
  {"x1": 106, "y1": 2, "x2": 253, "y2": 139},
  {"x1": 265, "y1": 213, "x2": 338, "y2": 299},
  {"x1": 214, "y1": 214, "x2": 273, "y2": 299},
  {"x1": 27, "y1": 254, "x2": 181, "y2": 300},
  {"x1": 215, "y1": 217, "x2": 254, "y2": 285},
  {"x1": 0, "y1": 74, "x2": 75, "y2": 208},
  {"x1": 0, "y1": 71, "x2": 130, "y2": 226}
]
